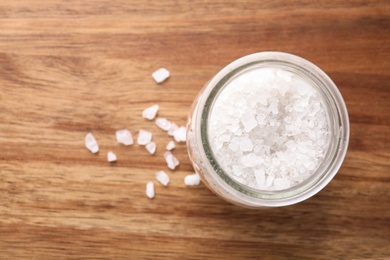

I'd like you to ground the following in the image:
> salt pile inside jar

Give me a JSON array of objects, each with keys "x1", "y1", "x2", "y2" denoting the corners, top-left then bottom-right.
[{"x1": 209, "y1": 67, "x2": 330, "y2": 191}]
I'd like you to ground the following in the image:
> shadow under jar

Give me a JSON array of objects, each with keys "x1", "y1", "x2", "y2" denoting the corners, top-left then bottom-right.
[{"x1": 186, "y1": 52, "x2": 349, "y2": 208}]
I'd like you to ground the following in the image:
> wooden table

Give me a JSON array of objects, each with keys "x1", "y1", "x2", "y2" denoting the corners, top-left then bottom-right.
[{"x1": 0, "y1": 1, "x2": 389, "y2": 259}]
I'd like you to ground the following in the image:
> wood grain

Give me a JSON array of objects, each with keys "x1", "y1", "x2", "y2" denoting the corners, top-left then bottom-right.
[{"x1": 0, "y1": 1, "x2": 389, "y2": 259}]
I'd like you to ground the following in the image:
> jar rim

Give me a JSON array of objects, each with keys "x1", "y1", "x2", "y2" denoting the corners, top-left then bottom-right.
[{"x1": 192, "y1": 52, "x2": 349, "y2": 207}]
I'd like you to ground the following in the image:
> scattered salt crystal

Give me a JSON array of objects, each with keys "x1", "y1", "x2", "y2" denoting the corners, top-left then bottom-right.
[
  {"x1": 168, "y1": 123, "x2": 179, "y2": 136},
  {"x1": 152, "y1": 68, "x2": 170, "y2": 83},
  {"x1": 145, "y1": 141, "x2": 157, "y2": 155},
  {"x1": 156, "y1": 118, "x2": 171, "y2": 131},
  {"x1": 155, "y1": 170, "x2": 170, "y2": 186},
  {"x1": 116, "y1": 129, "x2": 133, "y2": 146},
  {"x1": 164, "y1": 151, "x2": 180, "y2": 170},
  {"x1": 142, "y1": 104, "x2": 159, "y2": 120},
  {"x1": 173, "y1": 126, "x2": 186, "y2": 142},
  {"x1": 85, "y1": 133, "x2": 99, "y2": 153},
  {"x1": 146, "y1": 182, "x2": 154, "y2": 199},
  {"x1": 107, "y1": 151, "x2": 117, "y2": 162},
  {"x1": 184, "y1": 173, "x2": 201, "y2": 186},
  {"x1": 166, "y1": 140, "x2": 175, "y2": 151},
  {"x1": 137, "y1": 130, "x2": 152, "y2": 145}
]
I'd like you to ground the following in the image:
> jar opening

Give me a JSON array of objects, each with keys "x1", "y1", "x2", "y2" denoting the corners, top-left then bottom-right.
[{"x1": 196, "y1": 52, "x2": 349, "y2": 204}]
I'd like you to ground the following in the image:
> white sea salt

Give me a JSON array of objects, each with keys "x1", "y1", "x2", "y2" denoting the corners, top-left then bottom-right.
[
  {"x1": 145, "y1": 141, "x2": 157, "y2": 155},
  {"x1": 254, "y1": 169, "x2": 266, "y2": 189},
  {"x1": 152, "y1": 68, "x2": 170, "y2": 83},
  {"x1": 173, "y1": 126, "x2": 186, "y2": 142},
  {"x1": 274, "y1": 178, "x2": 291, "y2": 190},
  {"x1": 239, "y1": 138, "x2": 253, "y2": 152},
  {"x1": 85, "y1": 133, "x2": 99, "y2": 153},
  {"x1": 242, "y1": 153, "x2": 263, "y2": 167},
  {"x1": 155, "y1": 170, "x2": 170, "y2": 186},
  {"x1": 168, "y1": 123, "x2": 179, "y2": 137},
  {"x1": 146, "y1": 182, "x2": 154, "y2": 199},
  {"x1": 184, "y1": 173, "x2": 201, "y2": 186},
  {"x1": 241, "y1": 115, "x2": 257, "y2": 132},
  {"x1": 156, "y1": 118, "x2": 172, "y2": 131},
  {"x1": 116, "y1": 129, "x2": 133, "y2": 146},
  {"x1": 166, "y1": 140, "x2": 175, "y2": 150},
  {"x1": 142, "y1": 104, "x2": 159, "y2": 120},
  {"x1": 137, "y1": 130, "x2": 152, "y2": 145},
  {"x1": 209, "y1": 67, "x2": 329, "y2": 191},
  {"x1": 107, "y1": 151, "x2": 117, "y2": 162},
  {"x1": 164, "y1": 151, "x2": 180, "y2": 170}
]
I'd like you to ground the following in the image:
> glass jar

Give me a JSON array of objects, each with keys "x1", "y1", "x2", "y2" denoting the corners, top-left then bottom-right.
[{"x1": 186, "y1": 52, "x2": 349, "y2": 208}]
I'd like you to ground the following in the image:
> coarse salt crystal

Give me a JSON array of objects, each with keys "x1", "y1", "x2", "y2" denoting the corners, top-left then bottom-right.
[
  {"x1": 269, "y1": 102, "x2": 279, "y2": 115},
  {"x1": 164, "y1": 151, "x2": 180, "y2": 170},
  {"x1": 145, "y1": 141, "x2": 156, "y2": 155},
  {"x1": 156, "y1": 118, "x2": 172, "y2": 131},
  {"x1": 155, "y1": 170, "x2": 170, "y2": 186},
  {"x1": 274, "y1": 178, "x2": 291, "y2": 190},
  {"x1": 137, "y1": 130, "x2": 152, "y2": 145},
  {"x1": 166, "y1": 140, "x2": 175, "y2": 151},
  {"x1": 256, "y1": 113, "x2": 267, "y2": 125},
  {"x1": 241, "y1": 115, "x2": 257, "y2": 132},
  {"x1": 276, "y1": 70, "x2": 292, "y2": 82},
  {"x1": 272, "y1": 158, "x2": 280, "y2": 166},
  {"x1": 219, "y1": 134, "x2": 231, "y2": 143},
  {"x1": 152, "y1": 68, "x2": 170, "y2": 83},
  {"x1": 116, "y1": 129, "x2": 133, "y2": 146},
  {"x1": 258, "y1": 96, "x2": 268, "y2": 106},
  {"x1": 142, "y1": 104, "x2": 159, "y2": 120},
  {"x1": 107, "y1": 151, "x2": 117, "y2": 162},
  {"x1": 241, "y1": 153, "x2": 263, "y2": 167},
  {"x1": 254, "y1": 169, "x2": 266, "y2": 189},
  {"x1": 304, "y1": 161, "x2": 316, "y2": 170},
  {"x1": 239, "y1": 138, "x2": 253, "y2": 152},
  {"x1": 253, "y1": 144, "x2": 262, "y2": 153},
  {"x1": 232, "y1": 166, "x2": 244, "y2": 176},
  {"x1": 296, "y1": 82, "x2": 311, "y2": 95},
  {"x1": 85, "y1": 133, "x2": 99, "y2": 153},
  {"x1": 184, "y1": 173, "x2": 201, "y2": 186},
  {"x1": 173, "y1": 126, "x2": 186, "y2": 142},
  {"x1": 227, "y1": 122, "x2": 240, "y2": 133},
  {"x1": 168, "y1": 123, "x2": 179, "y2": 137},
  {"x1": 228, "y1": 142, "x2": 239, "y2": 151},
  {"x1": 266, "y1": 175, "x2": 275, "y2": 188},
  {"x1": 146, "y1": 182, "x2": 154, "y2": 199}
]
